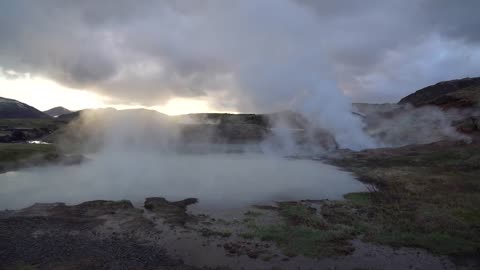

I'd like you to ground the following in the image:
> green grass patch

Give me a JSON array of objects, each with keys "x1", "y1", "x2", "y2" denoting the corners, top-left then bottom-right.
[
  {"x1": 277, "y1": 202, "x2": 326, "y2": 228},
  {"x1": 327, "y1": 142, "x2": 480, "y2": 256},
  {"x1": 0, "y1": 143, "x2": 58, "y2": 162},
  {"x1": 6, "y1": 262, "x2": 37, "y2": 270},
  {"x1": 0, "y1": 118, "x2": 62, "y2": 129},
  {"x1": 343, "y1": 192, "x2": 372, "y2": 206},
  {"x1": 254, "y1": 224, "x2": 354, "y2": 257},
  {"x1": 244, "y1": 202, "x2": 355, "y2": 257}
]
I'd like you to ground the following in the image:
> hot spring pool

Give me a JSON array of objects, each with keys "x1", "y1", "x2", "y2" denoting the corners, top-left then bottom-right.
[{"x1": 0, "y1": 152, "x2": 365, "y2": 210}]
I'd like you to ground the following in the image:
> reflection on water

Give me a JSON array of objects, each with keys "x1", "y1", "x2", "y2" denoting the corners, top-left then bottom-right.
[{"x1": 0, "y1": 152, "x2": 365, "y2": 210}]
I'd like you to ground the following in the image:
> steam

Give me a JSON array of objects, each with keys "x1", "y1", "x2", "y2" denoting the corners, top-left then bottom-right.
[
  {"x1": 354, "y1": 103, "x2": 472, "y2": 147},
  {"x1": 57, "y1": 102, "x2": 473, "y2": 158},
  {"x1": 1, "y1": 109, "x2": 369, "y2": 210},
  {"x1": 3, "y1": 1, "x2": 479, "y2": 149},
  {"x1": 3, "y1": 0, "x2": 386, "y2": 150}
]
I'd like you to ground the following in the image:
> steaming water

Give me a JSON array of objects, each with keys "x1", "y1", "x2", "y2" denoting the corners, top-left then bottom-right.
[{"x1": 0, "y1": 152, "x2": 365, "y2": 210}]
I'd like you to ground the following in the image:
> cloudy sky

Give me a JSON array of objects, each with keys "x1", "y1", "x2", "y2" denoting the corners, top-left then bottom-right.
[{"x1": 0, "y1": 0, "x2": 479, "y2": 113}]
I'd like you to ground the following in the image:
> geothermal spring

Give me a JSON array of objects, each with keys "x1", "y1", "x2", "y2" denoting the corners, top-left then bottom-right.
[{"x1": 0, "y1": 150, "x2": 364, "y2": 210}]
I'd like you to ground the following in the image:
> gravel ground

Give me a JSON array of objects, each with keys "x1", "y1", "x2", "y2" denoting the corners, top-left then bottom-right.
[{"x1": 0, "y1": 215, "x2": 201, "y2": 270}]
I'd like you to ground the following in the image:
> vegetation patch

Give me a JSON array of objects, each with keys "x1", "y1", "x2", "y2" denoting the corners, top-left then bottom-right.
[
  {"x1": 245, "y1": 202, "x2": 355, "y2": 258},
  {"x1": 327, "y1": 141, "x2": 480, "y2": 256},
  {"x1": 243, "y1": 142, "x2": 480, "y2": 258},
  {"x1": 343, "y1": 192, "x2": 372, "y2": 206},
  {"x1": 254, "y1": 224, "x2": 354, "y2": 257},
  {"x1": 4, "y1": 262, "x2": 36, "y2": 270},
  {"x1": 0, "y1": 143, "x2": 58, "y2": 163},
  {"x1": 0, "y1": 143, "x2": 64, "y2": 173},
  {"x1": 0, "y1": 143, "x2": 83, "y2": 173}
]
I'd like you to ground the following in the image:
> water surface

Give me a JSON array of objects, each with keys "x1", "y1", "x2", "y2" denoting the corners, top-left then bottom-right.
[{"x1": 0, "y1": 152, "x2": 365, "y2": 210}]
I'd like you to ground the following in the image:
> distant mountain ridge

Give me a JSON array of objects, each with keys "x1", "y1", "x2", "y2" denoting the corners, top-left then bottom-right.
[
  {"x1": 0, "y1": 97, "x2": 51, "y2": 119},
  {"x1": 44, "y1": 106, "x2": 72, "y2": 117}
]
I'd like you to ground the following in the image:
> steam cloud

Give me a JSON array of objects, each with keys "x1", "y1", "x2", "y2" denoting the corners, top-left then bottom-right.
[{"x1": 1, "y1": 0, "x2": 480, "y2": 149}]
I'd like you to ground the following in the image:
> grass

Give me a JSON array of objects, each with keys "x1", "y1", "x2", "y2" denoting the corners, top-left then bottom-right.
[
  {"x1": 5, "y1": 262, "x2": 36, "y2": 270},
  {"x1": 0, "y1": 143, "x2": 57, "y2": 162},
  {"x1": 0, "y1": 118, "x2": 61, "y2": 129},
  {"x1": 0, "y1": 143, "x2": 60, "y2": 172},
  {"x1": 254, "y1": 224, "x2": 354, "y2": 257},
  {"x1": 326, "y1": 141, "x2": 480, "y2": 256},
  {"x1": 242, "y1": 142, "x2": 480, "y2": 258},
  {"x1": 245, "y1": 202, "x2": 355, "y2": 257},
  {"x1": 0, "y1": 118, "x2": 65, "y2": 144},
  {"x1": 343, "y1": 192, "x2": 372, "y2": 206}
]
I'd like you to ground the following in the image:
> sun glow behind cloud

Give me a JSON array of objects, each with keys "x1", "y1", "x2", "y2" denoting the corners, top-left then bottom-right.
[
  {"x1": 111, "y1": 98, "x2": 236, "y2": 115},
  {"x1": 0, "y1": 75, "x2": 235, "y2": 115},
  {"x1": 0, "y1": 75, "x2": 106, "y2": 111}
]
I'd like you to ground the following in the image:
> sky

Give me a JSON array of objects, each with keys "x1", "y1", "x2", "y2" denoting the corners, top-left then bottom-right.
[{"x1": 0, "y1": 0, "x2": 479, "y2": 114}]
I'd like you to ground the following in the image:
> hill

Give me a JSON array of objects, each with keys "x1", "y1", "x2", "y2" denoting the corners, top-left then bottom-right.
[
  {"x1": 399, "y1": 77, "x2": 480, "y2": 108},
  {"x1": 44, "y1": 106, "x2": 72, "y2": 117},
  {"x1": 0, "y1": 97, "x2": 51, "y2": 119}
]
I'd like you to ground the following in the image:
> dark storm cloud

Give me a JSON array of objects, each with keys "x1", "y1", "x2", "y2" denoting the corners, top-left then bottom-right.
[{"x1": 0, "y1": 0, "x2": 479, "y2": 107}]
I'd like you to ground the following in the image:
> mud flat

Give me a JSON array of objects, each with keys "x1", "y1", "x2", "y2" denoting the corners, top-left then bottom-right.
[{"x1": 0, "y1": 197, "x2": 463, "y2": 270}]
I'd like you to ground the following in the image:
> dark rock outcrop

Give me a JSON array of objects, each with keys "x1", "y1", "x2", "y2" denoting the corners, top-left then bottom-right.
[
  {"x1": 145, "y1": 197, "x2": 198, "y2": 211},
  {"x1": 144, "y1": 197, "x2": 198, "y2": 225},
  {"x1": 17, "y1": 200, "x2": 135, "y2": 217}
]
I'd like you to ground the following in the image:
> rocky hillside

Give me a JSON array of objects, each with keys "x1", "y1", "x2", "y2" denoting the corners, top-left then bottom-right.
[
  {"x1": 0, "y1": 97, "x2": 51, "y2": 119},
  {"x1": 399, "y1": 77, "x2": 480, "y2": 108},
  {"x1": 44, "y1": 106, "x2": 71, "y2": 117}
]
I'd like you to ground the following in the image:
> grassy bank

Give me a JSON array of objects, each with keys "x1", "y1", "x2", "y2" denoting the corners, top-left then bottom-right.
[
  {"x1": 0, "y1": 143, "x2": 63, "y2": 173},
  {"x1": 238, "y1": 141, "x2": 480, "y2": 258},
  {"x1": 327, "y1": 140, "x2": 480, "y2": 256}
]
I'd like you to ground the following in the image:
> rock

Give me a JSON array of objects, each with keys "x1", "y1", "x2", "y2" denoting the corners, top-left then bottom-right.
[
  {"x1": 17, "y1": 200, "x2": 134, "y2": 218},
  {"x1": 72, "y1": 200, "x2": 134, "y2": 216},
  {"x1": 246, "y1": 250, "x2": 260, "y2": 259},
  {"x1": 144, "y1": 197, "x2": 198, "y2": 225},
  {"x1": 145, "y1": 197, "x2": 198, "y2": 211},
  {"x1": 172, "y1": 198, "x2": 199, "y2": 208}
]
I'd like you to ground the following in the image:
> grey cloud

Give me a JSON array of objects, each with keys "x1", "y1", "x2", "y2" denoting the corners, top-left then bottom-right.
[
  {"x1": 0, "y1": 0, "x2": 479, "y2": 108},
  {"x1": 0, "y1": 0, "x2": 117, "y2": 87},
  {"x1": 421, "y1": 0, "x2": 480, "y2": 43}
]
